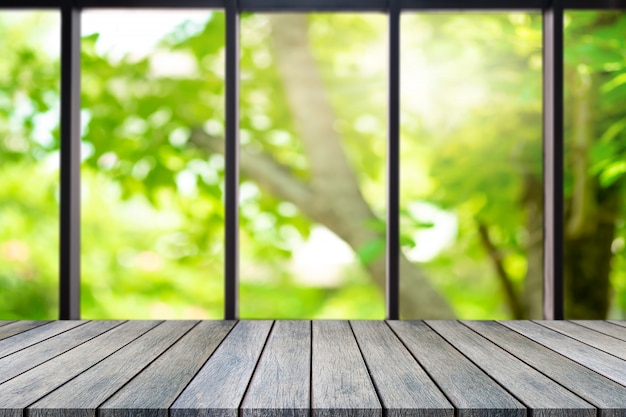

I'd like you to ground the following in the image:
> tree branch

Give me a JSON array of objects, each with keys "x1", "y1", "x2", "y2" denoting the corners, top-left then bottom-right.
[
  {"x1": 189, "y1": 128, "x2": 316, "y2": 214},
  {"x1": 476, "y1": 220, "x2": 524, "y2": 319}
]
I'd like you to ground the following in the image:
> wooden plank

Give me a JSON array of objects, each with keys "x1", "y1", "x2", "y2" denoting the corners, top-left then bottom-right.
[
  {"x1": 0, "y1": 321, "x2": 86, "y2": 359},
  {"x1": 607, "y1": 320, "x2": 626, "y2": 328},
  {"x1": 0, "y1": 322, "x2": 15, "y2": 328},
  {"x1": 427, "y1": 321, "x2": 595, "y2": 417},
  {"x1": 536, "y1": 320, "x2": 626, "y2": 361},
  {"x1": 171, "y1": 320, "x2": 274, "y2": 417},
  {"x1": 241, "y1": 321, "x2": 311, "y2": 417},
  {"x1": 0, "y1": 321, "x2": 50, "y2": 341},
  {"x1": 465, "y1": 320, "x2": 626, "y2": 417},
  {"x1": 502, "y1": 320, "x2": 626, "y2": 386},
  {"x1": 99, "y1": 321, "x2": 235, "y2": 417},
  {"x1": 0, "y1": 320, "x2": 120, "y2": 385},
  {"x1": 351, "y1": 321, "x2": 453, "y2": 417},
  {"x1": 571, "y1": 321, "x2": 626, "y2": 342},
  {"x1": 387, "y1": 321, "x2": 524, "y2": 417},
  {"x1": 311, "y1": 321, "x2": 381, "y2": 417},
  {"x1": 0, "y1": 320, "x2": 159, "y2": 417},
  {"x1": 29, "y1": 321, "x2": 197, "y2": 417}
]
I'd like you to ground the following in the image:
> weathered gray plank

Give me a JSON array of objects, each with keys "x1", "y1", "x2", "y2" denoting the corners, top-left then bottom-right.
[
  {"x1": 607, "y1": 320, "x2": 626, "y2": 329},
  {"x1": 99, "y1": 321, "x2": 236, "y2": 417},
  {"x1": 465, "y1": 320, "x2": 626, "y2": 417},
  {"x1": 0, "y1": 321, "x2": 50, "y2": 340},
  {"x1": 573, "y1": 321, "x2": 626, "y2": 342},
  {"x1": 0, "y1": 320, "x2": 86, "y2": 359},
  {"x1": 312, "y1": 321, "x2": 381, "y2": 417},
  {"x1": 241, "y1": 320, "x2": 311, "y2": 417},
  {"x1": 351, "y1": 321, "x2": 453, "y2": 417},
  {"x1": 0, "y1": 322, "x2": 15, "y2": 328},
  {"x1": 502, "y1": 320, "x2": 626, "y2": 386},
  {"x1": 0, "y1": 320, "x2": 159, "y2": 417},
  {"x1": 427, "y1": 320, "x2": 595, "y2": 417},
  {"x1": 536, "y1": 320, "x2": 626, "y2": 361},
  {"x1": 29, "y1": 321, "x2": 197, "y2": 417},
  {"x1": 0, "y1": 320, "x2": 120, "y2": 385},
  {"x1": 387, "y1": 321, "x2": 524, "y2": 417},
  {"x1": 171, "y1": 320, "x2": 274, "y2": 417}
]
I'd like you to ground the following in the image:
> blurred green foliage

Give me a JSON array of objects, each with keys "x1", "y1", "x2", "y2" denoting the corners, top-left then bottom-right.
[{"x1": 1, "y1": 10, "x2": 626, "y2": 319}]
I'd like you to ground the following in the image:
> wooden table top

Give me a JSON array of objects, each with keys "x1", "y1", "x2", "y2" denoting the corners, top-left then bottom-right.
[{"x1": 0, "y1": 320, "x2": 624, "y2": 417}]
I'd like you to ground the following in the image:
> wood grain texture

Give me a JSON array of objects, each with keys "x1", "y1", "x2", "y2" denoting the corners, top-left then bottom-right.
[
  {"x1": 464, "y1": 320, "x2": 626, "y2": 417},
  {"x1": 0, "y1": 320, "x2": 159, "y2": 417},
  {"x1": 572, "y1": 321, "x2": 626, "y2": 342},
  {"x1": 0, "y1": 320, "x2": 624, "y2": 417},
  {"x1": 312, "y1": 321, "x2": 381, "y2": 417},
  {"x1": 29, "y1": 321, "x2": 197, "y2": 417},
  {"x1": 241, "y1": 320, "x2": 311, "y2": 417},
  {"x1": 502, "y1": 320, "x2": 626, "y2": 386},
  {"x1": 0, "y1": 321, "x2": 50, "y2": 341},
  {"x1": 388, "y1": 321, "x2": 524, "y2": 417},
  {"x1": 536, "y1": 320, "x2": 626, "y2": 360},
  {"x1": 426, "y1": 320, "x2": 595, "y2": 417},
  {"x1": 0, "y1": 320, "x2": 120, "y2": 385},
  {"x1": 0, "y1": 320, "x2": 86, "y2": 359},
  {"x1": 351, "y1": 321, "x2": 453, "y2": 417},
  {"x1": 171, "y1": 320, "x2": 274, "y2": 417},
  {"x1": 99, "y1": 321, "x2": 235, "y2": 417}
]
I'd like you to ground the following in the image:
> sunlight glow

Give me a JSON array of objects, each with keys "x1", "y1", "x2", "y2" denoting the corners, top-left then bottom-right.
[{"x1": 82, "y1": 10, "x2": 210, "y2": 60}]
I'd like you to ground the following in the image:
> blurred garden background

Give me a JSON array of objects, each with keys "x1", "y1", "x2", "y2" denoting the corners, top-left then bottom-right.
[{"x1": 1, "y1": 10, "x2": 626, "y2": 320}]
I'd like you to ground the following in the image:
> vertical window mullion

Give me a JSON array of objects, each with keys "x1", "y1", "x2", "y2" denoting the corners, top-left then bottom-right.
[
  {"x1": 60, "y1": 4, "x2": 81, "y2": 320},
  {"x1": 542, "y1": 0, "x2": 564, "y2": 320},
  {"x1": 387, "y1": 0, "x2": 401, "y2": 320},
  {"x1": 225, "y1": 0, "x2": 240, "y2": 320}
]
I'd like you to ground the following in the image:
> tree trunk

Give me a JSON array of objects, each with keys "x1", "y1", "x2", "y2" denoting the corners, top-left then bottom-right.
[
  {"x1": 521, "y1": 151, "x2": 619, "y2": 321},
  {"x1": 563, "y1": 181, "x2": 620, "y2": 319},
  {"x1": 521, "y1": 64, "x2": 621, "y2": 319},
  {"x1": 563, "y1": 67, "x2": 619, "y2": 319},
  {"x1": 522, "y1": 174, "x2": 543, "y2": 319},
  {"x1": 267, "y1": 14, "x2": 455, "y2": 319}
]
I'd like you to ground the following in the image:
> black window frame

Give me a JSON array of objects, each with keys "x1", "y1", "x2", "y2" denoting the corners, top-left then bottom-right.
[{"x1": 5, "y1": 0, "x2": 624, "y2": 320}]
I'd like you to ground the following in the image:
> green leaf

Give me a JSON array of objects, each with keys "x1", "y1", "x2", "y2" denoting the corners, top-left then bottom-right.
[
  {"x1": 601, "y1": 72, "x2": 626, "y2": 93},
  {"x1": 600, "y1": 118, "x2": 626, "y2": 143},
  {"x1": 356, "y1": 239, "x2": 385, "y2": 265},
  {"x1": 599, "y1": 161, "x2": 626, "y2": 187},
  {"x1": 400, "y1": 234, "x2": 417, "y2": 249}
]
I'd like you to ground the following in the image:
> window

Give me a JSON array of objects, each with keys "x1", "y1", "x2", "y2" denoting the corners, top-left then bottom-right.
[
  {"x1": 2, "y1": 0, "x2": 625, "y2": 320},
  {"x1": 238, "y1": 13, "x2": 387, "y2": 319},
  {"x1": 0, "y1": 11, "x2": 60, "y2": 319},
  {"x1": 400, "y1": 11, "x2": 543, "y2": 319},
  {"x1": 79, "y1": 10, "x2": 226, "y2": 319}
]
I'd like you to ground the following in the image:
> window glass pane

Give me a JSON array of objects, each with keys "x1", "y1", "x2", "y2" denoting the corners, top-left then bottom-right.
[
  {"x1": 400, "y1": 12, "x2": 542, "y2": 319},
  {"x1": 564, "y1": 11, "x2": 626, "y2": 319},
  {"x1": 239, "y1": 13, "x2": 386, "y2": 319},
  {"x1": 81, "y1": 10, "x2": 225, "y2": 319},
  {"x1": 0, "y1": 12, "x2": 60, "y2": 319}
]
